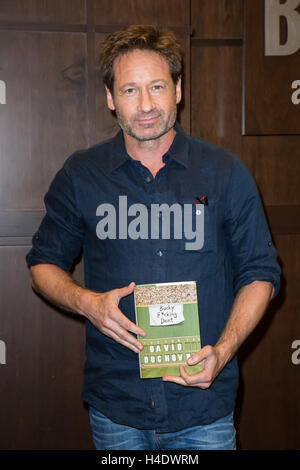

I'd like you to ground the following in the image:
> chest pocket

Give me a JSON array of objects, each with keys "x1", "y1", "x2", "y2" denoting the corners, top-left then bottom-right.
[
  {"x1": 173, "y1": 196, "x2": 222, "y2": 280},
  {"x1": 180, "y1": 197, "x2": 218, "y2": 251}
]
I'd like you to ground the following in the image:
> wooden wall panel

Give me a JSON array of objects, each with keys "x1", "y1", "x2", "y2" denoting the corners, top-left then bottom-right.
[
  {"x1": 0, "y1": 0, "x2": 298, "y2": 451},
  {"x1": 0, "y1": 31, "x2": 88, "y2": 210},
  {"x1": 237, "y1": 235, "x2": 300, "y2": 449},
  {"x1": 191, "y1": 0, "x2": 300, "y2": 450},
  {"x1": 94, "y1": 0, "x2": 190, "y2": 27},
  {"x1": 0, "y1": 0, "x2": 86, "y2": 24},
  {"x1": 191, "y1": 43, "x2": 245, "y2": 163},
  {"x1": 0, "y1": 248, "x2": 91, "y2": 450},
  {"x1": 191, "y1": 0, "x2": 243, "y2": 38},
  {"x1": 243, "y1": 136, "x2": 300, "y2": 206},
  {"x1": 94, "y1": 34, "x2": 121, "y2": 142},
  {"x1": 243, "y1": 0, "x2": 300, "y2": 135}
]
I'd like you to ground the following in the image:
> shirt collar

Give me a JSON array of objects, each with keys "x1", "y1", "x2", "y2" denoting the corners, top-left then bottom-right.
[{"x1": 109, "y1": 121, "x2": 189, "y2": 173}]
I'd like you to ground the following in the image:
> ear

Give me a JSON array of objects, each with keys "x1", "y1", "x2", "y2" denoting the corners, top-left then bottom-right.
[
  {"x1": 175, "y1": 76, "x2": 182, "y2": 105},
  {"x1": 105, "y1": 86, "x2": 115, "y2": 111}
]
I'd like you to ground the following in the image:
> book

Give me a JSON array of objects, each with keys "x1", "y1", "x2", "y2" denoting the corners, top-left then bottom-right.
[{"x1": 134, "y1": 281, "x2": 202, "y2": 379}]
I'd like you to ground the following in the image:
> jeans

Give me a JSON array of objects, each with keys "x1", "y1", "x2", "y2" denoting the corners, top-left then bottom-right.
[{"x1": 89, "y1": 406, "x2": 236, "y2": 450}]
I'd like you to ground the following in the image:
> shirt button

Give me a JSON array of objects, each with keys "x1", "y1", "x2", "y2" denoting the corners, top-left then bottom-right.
[
  {"x1": 268, "y1": 241, "x2": 272, "y2": 247},
  {"x1": 145, "y1": 176, "x2": 151, "y2": 183},
  {"x1": 157, "y1": 250, "x2": 163, "y2": 257}
]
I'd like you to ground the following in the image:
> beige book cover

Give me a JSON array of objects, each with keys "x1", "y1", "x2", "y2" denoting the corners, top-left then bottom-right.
[{"x1": 134, "y1": 281, "x2": 202, "y2": 379}]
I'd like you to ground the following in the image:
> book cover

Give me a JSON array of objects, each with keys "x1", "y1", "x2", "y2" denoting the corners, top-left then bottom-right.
[{"x1": 134, "y1": 281, "x2": 202, "y2": 379}]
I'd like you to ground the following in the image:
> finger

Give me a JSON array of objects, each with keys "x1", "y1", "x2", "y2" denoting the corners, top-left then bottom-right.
[
  {"x1": 180, "y1": 365, "x2": 210, "y2": 386},
  {"x1": 186, "y1": 345, "x2": 213, "y2": 366},
  {"x1": 186, "y1": 353, "x2": 202, "y2": 366},
  {"x1": 163, "y1": 365, "x2": 212, "y2": 388},
  {"x1": 102, "y1": 318, "x2": 144, "y2": 353},
  {"x1": 162, "y1": 374, "x2": 188, "y2": 386},
  {"x1": 106, "y1": 328, "x2": 142, "y2": 354},
  {"x1": 110, "y1": 307, "x2": 146, "y2": 337},
  {"x1": 163, "y1": 365, "x2": 191, "y2": 385},
  {"x1": 162, "y1": 374, "x2": 212, "y2": 389}
]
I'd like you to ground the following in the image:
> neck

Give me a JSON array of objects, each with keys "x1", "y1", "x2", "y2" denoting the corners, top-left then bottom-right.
[{"x1": 124, "y1": 128, "x2": 176, "y2": 177}]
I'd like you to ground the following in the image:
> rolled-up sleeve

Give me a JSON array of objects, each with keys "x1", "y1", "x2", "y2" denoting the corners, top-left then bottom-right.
[
  {"x1": 26, "y1": 162, "x2": 85, "y2": 272},
  {"x1": 224, "y1": 158, "x2": 281, "y2": 298}
]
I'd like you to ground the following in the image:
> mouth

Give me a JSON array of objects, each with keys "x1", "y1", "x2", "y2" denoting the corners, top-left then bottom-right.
[{"x1": 136, "y1": 115, "x2": 160, "y2": 126}]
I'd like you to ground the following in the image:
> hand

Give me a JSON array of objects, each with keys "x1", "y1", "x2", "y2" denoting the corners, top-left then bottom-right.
[
  {"x1": 81, "y1": 281, "x2": 146, "y2": 354},
  {"x1": 162, "y1": 345, "x2": 225, "y2": 389}
]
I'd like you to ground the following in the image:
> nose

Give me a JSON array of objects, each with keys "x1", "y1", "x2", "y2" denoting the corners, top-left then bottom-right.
[{"x1": 138, "y1": 89, "x2": 155, "y2": 113}]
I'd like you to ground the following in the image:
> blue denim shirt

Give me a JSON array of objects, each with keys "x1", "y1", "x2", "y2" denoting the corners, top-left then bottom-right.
[{"x1": 26, "y1": 123, "x2": 280, "y2": 431}]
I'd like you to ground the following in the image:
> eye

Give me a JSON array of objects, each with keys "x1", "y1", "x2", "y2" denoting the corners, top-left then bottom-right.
[
  {"x1": 152, "y1": 85, "x2": 163, "y2": 91},
  {"x1": 125, "y1": 87, "x2": 136, "y2": 95}
]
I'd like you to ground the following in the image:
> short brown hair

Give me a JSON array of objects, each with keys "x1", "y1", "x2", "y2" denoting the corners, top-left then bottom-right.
[{"x1": 100, "y1": 25, "x2": 183, "y2": 93}]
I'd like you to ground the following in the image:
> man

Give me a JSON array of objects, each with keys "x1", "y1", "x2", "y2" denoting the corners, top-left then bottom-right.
[{"x1": 26, "y1": 25, "x2": 280, "y2": 450}]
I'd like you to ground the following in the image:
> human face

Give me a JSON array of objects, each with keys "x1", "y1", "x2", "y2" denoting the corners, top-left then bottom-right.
[{"x1": 106, "y1": 50, "x2": 181, "y2": 142}]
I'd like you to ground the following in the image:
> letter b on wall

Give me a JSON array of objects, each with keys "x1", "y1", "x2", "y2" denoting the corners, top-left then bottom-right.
[{"x1": 265, "y1": 0, "x2": 300, "y2": 56}]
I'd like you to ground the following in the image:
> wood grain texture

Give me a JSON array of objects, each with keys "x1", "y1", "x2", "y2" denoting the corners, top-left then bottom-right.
[
  {"x1": 94, "y1": 0, "x2": 190, "y2": 27},
  {"x1": 236, "y1": 234, "x2": 300, "y2": 449},
  {"x1": 0, "y1": 0, "x2": 86, "y2": 24},
  {"x1": 94, "y1": 33, "x2": 120, "y2": 142},
  {"x1": 242, "y1": 136, "x2": 300, "y2": 206},
  {"x1": 191, "y1": 0, "x2": 243, "y2": 38},
  {"x1": 190, "y1": 1, "x2": 300, "y2": 450},
  {"x1": 0, "y1": 0, "x2": 299, "y2": 451},
  {"x1": 191, "y1": 42, "x2": 244, "y2": 159},
  {"x1": 244, "y1": 0, "x2": 300, "y2": 135},
  {"x1": 0, "y1": 247, "x2": 92, "y2": 450},
  {"x1": 265, "y1": 205, "x2": 300, "y2": 235},
  {"x1": 0, "y1": 31, "x2": 88, "y2": 210},
  {"x1": 0, "y1": 211, "x2": 44, "y2": 237}
]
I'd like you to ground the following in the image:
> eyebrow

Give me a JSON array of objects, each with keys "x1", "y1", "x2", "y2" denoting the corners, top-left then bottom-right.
[{"x1": 119, "y1": 79, "x2": 168, "y2": 90}]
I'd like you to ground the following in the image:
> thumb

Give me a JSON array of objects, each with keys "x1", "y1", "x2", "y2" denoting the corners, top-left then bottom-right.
[
  {"x1": 187, "y1": 345, "x2": 213, "y2": 366},
  {"x1": 115, "y1": 281, "x2": 136, "y2": 301}
]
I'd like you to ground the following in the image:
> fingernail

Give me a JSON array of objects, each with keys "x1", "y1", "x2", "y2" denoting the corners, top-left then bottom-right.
[{"x1": 188, "y1": 356, "x2": 197, "y2": 365}]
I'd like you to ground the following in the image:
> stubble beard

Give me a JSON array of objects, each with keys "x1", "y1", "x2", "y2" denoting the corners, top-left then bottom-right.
[{"x1": 115, "y1": 106, "x2": 177, "y2": 142}]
